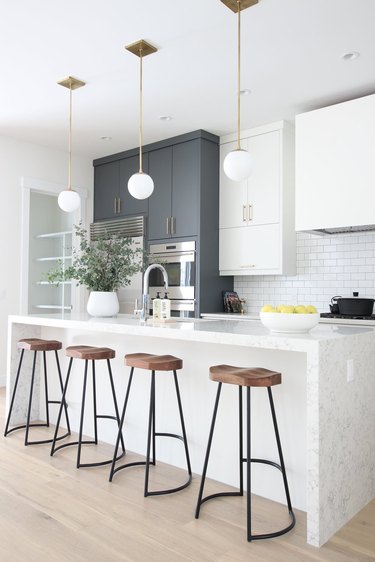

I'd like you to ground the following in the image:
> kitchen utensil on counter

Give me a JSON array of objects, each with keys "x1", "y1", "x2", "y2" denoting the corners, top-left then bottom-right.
[{"x1": 330, "y1": 293, "x2": 375, "y2": 316}]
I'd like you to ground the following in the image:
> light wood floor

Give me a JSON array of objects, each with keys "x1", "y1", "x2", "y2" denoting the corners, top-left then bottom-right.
[{"x1": 0, "y1": 388, "x2": 374, "y2": 561}]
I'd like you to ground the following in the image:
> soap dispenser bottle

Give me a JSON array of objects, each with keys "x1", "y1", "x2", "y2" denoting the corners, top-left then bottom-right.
[
  {"x1": 153, "y1": 292, "x2": 162, "y2": 319},
  {"x1": 161, "y1": 292, "x2": 171, "y2": 320}
]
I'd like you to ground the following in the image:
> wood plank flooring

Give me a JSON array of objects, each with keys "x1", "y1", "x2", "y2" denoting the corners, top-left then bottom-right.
[{"x1": 0, "y1": 387, "x2": 374, "y2": 561}]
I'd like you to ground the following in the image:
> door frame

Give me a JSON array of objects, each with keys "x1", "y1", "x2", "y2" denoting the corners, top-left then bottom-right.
[{"x1": 20, "y1": 176, "x2": 88, "y2": 314}]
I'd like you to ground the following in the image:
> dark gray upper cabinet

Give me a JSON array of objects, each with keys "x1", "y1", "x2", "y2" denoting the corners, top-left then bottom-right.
[
  {"x1": 172, "y1": 140, "x2": 200, "y2": 238},
  {"x1": 148, "y1": 146, "x2": 173, "y2": 240},
  {"x1": 93, "y1": 153, "x2": 148, "y2": 221},
  {"x1": 94, "y1": 161, "x2": 120, "y2": 221},
  {"x1": 148, "y1": 139, "x2": 201, "y2": 240}
]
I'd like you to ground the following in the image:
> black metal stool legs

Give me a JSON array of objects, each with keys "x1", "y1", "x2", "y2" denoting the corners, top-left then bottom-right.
[
  {"x1": 144, "y1": 370, "x2": 192, "y2": 496},
  {"x1": 54, "y1": 350, "x2": 71, "y2": 436},
  {"x1": 195, "y1": 383, "x2": 242, "y2": 518},
  {"x1": 110, "y1": 368, "x2": 192, "y2": 496},
  {"x1": 4, "y1": 349, "x2": 70, "y2": 445},
  {"x1": 109, "y1": 367, "x2": 135, "y2": 481},
  {"x1": 4, "y1": 349, "x2": 25, "y2": 438},
  {"x1": 195, "y1": 383, "x2": 296, "y2": 541},
  {"x1": 51, "y1": 358, "x2": 125, "y2": 468}
]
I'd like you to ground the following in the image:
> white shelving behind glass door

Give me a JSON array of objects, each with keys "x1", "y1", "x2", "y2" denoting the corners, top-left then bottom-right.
[{"x1": 32, "y1": 230, "x2": 73, "y2": 312}]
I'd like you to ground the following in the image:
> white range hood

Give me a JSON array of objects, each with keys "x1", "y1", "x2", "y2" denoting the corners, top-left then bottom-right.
[{"x1": 295, "y1": 93, "x2": 375, "y2": 235}]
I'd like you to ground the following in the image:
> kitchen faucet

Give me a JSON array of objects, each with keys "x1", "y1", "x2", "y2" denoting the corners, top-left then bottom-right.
[{"x1": 137, "y1": 263, "x2": 168, "y2": 321}]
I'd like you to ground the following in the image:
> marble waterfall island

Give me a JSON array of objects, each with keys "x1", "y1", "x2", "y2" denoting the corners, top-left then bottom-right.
[{"x1": 6, "y1": 313, "x2": 375, "y2": 547}]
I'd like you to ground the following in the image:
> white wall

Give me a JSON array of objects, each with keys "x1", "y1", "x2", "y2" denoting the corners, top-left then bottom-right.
[
  {"x1": 0, "y1": 135, "x2": 93, "y2": 384},
  {"x1": 235, "y1": 230, "x2": 375, "y2": 314}
]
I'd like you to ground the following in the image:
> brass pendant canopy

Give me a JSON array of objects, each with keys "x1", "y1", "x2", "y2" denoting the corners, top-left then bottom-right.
[
  {"x1": 125, "y1": 39, "x2": 157, "y2": 58},
  {"x1": 220, "y1": 0, "x2": 258, "y2": 13},
  {"x1": 58, "y1": 76, "x2": 86, "y2": 90}
]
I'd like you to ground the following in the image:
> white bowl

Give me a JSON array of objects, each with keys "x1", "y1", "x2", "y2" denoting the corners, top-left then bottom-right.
[{"x1": 260, "y1": 312, "x2": 320, "y2": 333}]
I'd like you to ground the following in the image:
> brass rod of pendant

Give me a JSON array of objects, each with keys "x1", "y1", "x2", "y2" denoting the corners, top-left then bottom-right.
[
  {"x1": 237, "y1": 0, "x2": 241, "y2": 150},
  {"x1": 139, "y1": 46, "x2": 143, "y2": 173},
  {"x1": 68, "y1": 78, "x2": 72, "y2": 190}
]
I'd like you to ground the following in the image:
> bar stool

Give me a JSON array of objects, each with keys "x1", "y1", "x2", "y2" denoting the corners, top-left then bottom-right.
[
  {"x1": 195, "y1": 364, "x2": 296, "y2": 542},
  {"x1": 50, "y1": 345, "x2": 125, "y2": 468},
  {"x1": 109, "y1": 353, "x2": 192, "y2": 496},
  {"x1": 4, "y1": 338, "x2": 70, "y2": 446}
]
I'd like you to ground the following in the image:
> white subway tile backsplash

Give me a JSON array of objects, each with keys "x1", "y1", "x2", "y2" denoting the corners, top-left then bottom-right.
[{"x1": 235, "y1": 231, "x2": 375, "y2": 314}]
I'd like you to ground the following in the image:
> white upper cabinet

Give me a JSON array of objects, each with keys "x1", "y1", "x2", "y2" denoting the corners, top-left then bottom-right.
[
  {"x1": 219, "y1": 121, "x2": 295, "y2": 276},
  {"x1": 295, "y1": 94, "x2": 375, "y2": 233},
  {"x1": 220, "y1": 131, "x2": 280, "y2": 228}
]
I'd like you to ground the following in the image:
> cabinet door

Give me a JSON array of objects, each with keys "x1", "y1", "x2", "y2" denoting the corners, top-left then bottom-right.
[
  {"x1": 148, "y1": 146, "x2": 173, "y2": 240},
  {"x1": 219, "y1": 224, "x2": 280, "y2": 274},
  {"x1": 172, "y1": 139, "x2": 200, "y2": 237},
  {"x1": 247, "y1": 130, "x2": 280, "y2": 226},
  {"x1": 119, "y1": 154, "x2": 149, "y2": 217},
  {"x1": 219, "y1": 139, "x2": 248, "y2": 229},
  {"x1": 94, "y1": 161, "x2": 120, "y2": 221}
]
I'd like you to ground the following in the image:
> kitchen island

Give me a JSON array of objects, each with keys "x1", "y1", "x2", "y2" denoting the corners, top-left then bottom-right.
[{"x1": 6, "y1": 313, "x2": 375, "y2": 547}]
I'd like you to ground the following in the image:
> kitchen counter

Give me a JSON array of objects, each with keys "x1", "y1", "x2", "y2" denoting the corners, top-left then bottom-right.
[{"x1": 6, "y1": 313, "x2": 375, "y2": 547}]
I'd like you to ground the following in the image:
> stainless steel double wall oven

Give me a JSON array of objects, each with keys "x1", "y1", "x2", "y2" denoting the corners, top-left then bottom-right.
[{"x1": 148, "y1": 241, "x2": 196, "y2": 317}]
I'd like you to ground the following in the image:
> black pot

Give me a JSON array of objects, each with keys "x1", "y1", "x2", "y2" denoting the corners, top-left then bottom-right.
[
  {"x1": 332, "y1": 293, "x2": 375, "y2": 316},
  {"x1": 329, "y1": 296, "x2": 341, "y2": 314}
]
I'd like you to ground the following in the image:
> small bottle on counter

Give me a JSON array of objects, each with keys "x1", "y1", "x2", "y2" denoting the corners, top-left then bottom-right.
[
  {"x1": 153, "y1": 292, "x2": 162, "y2": 319},
  {"x1": 161, "y1": 292, "x2": 171, "y2": 320}
]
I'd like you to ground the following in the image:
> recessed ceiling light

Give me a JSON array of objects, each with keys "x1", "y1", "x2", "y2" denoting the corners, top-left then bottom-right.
[
  {"x1": 159, "y1": 115, "x2": 172, "y2": 121},
  {"x1": 342, "y1": 51, "x2": 360, "y2": 61},
  {"x1": 240, "y1": 89, "x2": 251, "y2": 96},
  {"x1": 100, "y1": 136, "x2": 112, "y2": 141}
]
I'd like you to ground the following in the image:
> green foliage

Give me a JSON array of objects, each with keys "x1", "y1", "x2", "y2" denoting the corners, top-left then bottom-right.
[{"x1": 47, "y1": 224, "x2": 146, "y2": 292}]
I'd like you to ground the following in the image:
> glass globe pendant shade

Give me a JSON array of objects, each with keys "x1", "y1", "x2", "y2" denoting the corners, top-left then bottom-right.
[
  {"x1": 128, "y1": 172, "x2": 154, "y2": 200},
  {"x1": 58, "y1": 189, "x2": 81, "y2": 212},
  {"x1": 223, "y1": 149, "x2": 253, "y2": 182}
]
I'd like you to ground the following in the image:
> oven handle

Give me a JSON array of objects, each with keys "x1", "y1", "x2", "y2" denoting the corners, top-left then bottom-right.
[{"x1": 150, "y1": 251, "x2": 195, "y2": 263}]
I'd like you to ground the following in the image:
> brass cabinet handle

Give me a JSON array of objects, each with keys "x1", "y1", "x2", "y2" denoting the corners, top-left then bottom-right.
[
  {"x1": 248, "y1": 204, "x2": 253, "y2": 221},
  {"x1": 243, "y1": 204, "x2": 247, "y2": 222},
  {"x1": 171, "y1": 216, "x2": 176, "y2": 235},
  {"x1": 117, "y1": 197, "x2": 121, "y2": 214},
  {"x1": 166, "y1": 217, "x2": 170, "y2": 235},
  {"x1": 114, "y1": 198, "x2": 117, "y2": 214}
]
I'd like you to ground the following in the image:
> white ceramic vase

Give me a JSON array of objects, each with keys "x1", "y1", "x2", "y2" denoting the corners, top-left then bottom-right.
[{"x1": 86, "y1": 291, "x2": 120, "y2": 317}]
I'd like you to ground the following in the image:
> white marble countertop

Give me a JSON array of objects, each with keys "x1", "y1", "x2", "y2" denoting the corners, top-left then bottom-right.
[{"x1": 9, "y1": 313, "x2": 374, "y2": 353}]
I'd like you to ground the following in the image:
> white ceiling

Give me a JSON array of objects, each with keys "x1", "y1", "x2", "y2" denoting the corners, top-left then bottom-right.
[{"x1": 1, "y1": 0, "x2": 374, "y2": 160}]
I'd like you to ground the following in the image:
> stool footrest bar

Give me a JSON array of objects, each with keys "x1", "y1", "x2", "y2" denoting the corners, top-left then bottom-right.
[{"x1": 51, "y1": 439, "x2": 125, "y2": 467}]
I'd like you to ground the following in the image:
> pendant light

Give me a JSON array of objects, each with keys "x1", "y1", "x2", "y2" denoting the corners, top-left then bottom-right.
[
  {"x1": 57, "y1": 76, "x2": 85, "y2": 212},
  {"x1": 126, "y1": 40, "x2": 157, "y2": 200},
  {"x1": 222, "y1": 0, "x2": 258, "y2": 182}
]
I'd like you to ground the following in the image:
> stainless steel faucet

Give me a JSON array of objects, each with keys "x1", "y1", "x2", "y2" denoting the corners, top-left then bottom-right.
[{"x1": 138, "y1": 263, "x2": 168, "y2": 321}]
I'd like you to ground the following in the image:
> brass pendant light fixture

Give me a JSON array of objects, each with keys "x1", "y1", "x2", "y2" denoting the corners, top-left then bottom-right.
[
  {"x1": 57, "y1": 76, "x2": 85, "y2": 212},
  {"x1": 126, "y1": 39, "x2": 157, "y2": 200},
  {"x1": 221, "y1": 0, "x2": 258, "y2": 182}
]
